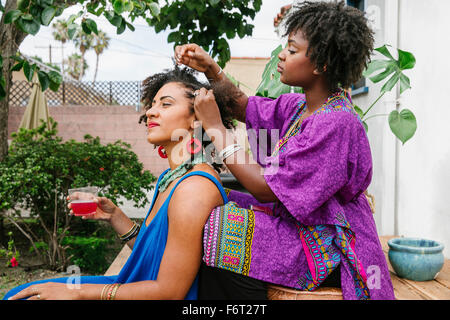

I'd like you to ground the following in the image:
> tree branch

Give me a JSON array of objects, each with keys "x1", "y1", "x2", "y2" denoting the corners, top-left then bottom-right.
[{"x1": 3, "y1": 214, "x2": 44, "y2": 262}]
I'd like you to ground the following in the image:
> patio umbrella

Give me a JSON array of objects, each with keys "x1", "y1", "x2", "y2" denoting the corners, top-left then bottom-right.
[{"x1": 18, "y1": 72, "x2": 52, "y2": 130}]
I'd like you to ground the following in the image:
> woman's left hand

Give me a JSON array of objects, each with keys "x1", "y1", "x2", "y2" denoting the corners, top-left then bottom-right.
[
  {"x1": 193, "y1": 87, "x2": 225, "y2": 132},
  {"x1": 8, "y1": 282, "x2": 81, "y2": 300}
]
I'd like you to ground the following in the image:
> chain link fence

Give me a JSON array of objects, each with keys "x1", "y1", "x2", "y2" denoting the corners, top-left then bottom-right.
[{"x1": 9, "y1": 80, "x2": 143, "y2": 110}]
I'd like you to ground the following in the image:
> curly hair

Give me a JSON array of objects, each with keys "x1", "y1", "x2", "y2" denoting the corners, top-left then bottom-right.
[
  {"x1": 138, "y1": 65, "x2": 237, "y2": 173},
  {"x1": 283, "y1": 1, "x2": 374, "y2": 91}
]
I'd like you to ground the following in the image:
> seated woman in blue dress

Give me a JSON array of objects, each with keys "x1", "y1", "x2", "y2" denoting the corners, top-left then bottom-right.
[{"x1": 4, "y1": 66, "x2": 236, "y2": 300}]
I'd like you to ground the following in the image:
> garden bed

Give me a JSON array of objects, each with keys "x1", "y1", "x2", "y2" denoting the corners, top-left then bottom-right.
[{"x1": 0, "y1": 217, "x2": 131, "y2": 299}]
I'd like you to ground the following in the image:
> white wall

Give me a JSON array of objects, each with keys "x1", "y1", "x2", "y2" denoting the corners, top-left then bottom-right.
[{"x1": 354, "y1": 0, "x2": 450, "y2": 257}]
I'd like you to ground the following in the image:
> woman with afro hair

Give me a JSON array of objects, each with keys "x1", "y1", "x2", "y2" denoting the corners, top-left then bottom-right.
[{"x1": 176, "y1": 1, "x2": 395, "y2": 300}]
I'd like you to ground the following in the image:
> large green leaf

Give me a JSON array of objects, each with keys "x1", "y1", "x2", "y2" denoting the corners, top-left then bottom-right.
[
  {"x1": 81, "y1": 19, "x2": 92, "y2": 34},
  {"x1": 148, "y1": 3, "x2": 160, "y2": 17},
  {"x1": 113, "y1": 0, "x2": 125, "y2": 15},
  {"x1": 16, "y1": 17, "x2": 40, "y2": 35},
  {"x1": 364, "y1": 45, "x2": 416, "y2": 94},
  {"x1": 85, "y1": 18, "x2": 98, "y2": 35},
  {"x1": 48, "y1": 70, "x2": 62, "y2": 92},
  {"x1": 22, "y1": 60, "x2": 34, "y2": 81},
  {"x1": 37, "y1": 71, "x2": 50, "y2": 92},
  {"x1": 41, "y1": 6, "x2": 56, "y2": 26},
  {"x1": 10, "y1": 60, "x2": 24, "y2": 72},
  {"x1": 255, "y1": 45, "x2": 292, "y2": 99},
  {"x1": 4, "y1": 10, "x2": 22, "y2": 24},
  {"x1": 117, "y1": 19, "x2": 126, "y2": 34},
  {"x1": 398, "y1": 49, "x2": 416, "y2": 70},
  {"x1": 388, "y1": 109, "x2": 417, "y2": 145}
]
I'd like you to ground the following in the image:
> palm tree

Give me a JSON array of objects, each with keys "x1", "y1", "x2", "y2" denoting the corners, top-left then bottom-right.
[
  {"x1": 73, "y1": 29, "x2": 94, "y2": 80},
  {"x1": 51, "y1": 19, "x2": 69, "y2": 77},
  {"x1": 64, "y1": 53, "x2": 88, "y2": 80},
  {"x1": 92, "y1": 30, "x2": 110, "y2": 82}
]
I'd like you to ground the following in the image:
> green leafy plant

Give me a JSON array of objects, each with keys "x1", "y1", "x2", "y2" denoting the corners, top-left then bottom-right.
[
  {"x1": 255, "y1": 45, "x2": 303, "y2": 98},
  {"x1": 62, "y1": 235, "x2": 112, "y2": 274},
  {"x1": 0, "y1": 118, "x2": 156, "y2": 270},
  {"x1": 0, "y1": 231, "x2": 20, "y2": 267},
  {"x1": 147, "y1": 0, "x2": 262, "y2": 68},
  {"x1": 359, "y1": 45, "x2": 417, "y2": 144}
]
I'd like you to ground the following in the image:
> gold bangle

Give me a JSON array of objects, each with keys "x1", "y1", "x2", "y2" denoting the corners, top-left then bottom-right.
[
  {"x1": 109, "y1": 283, "x2": 121, "y2": 300},
  {"x1": 118, "y1": 222, "x2": 137, "y2": 240},
  {"x1": 106, "y1": 283, "x2": 117, "y2": 300},
  {"x1": 101, "y1": 284, "x2": 111, "y2": 300}
]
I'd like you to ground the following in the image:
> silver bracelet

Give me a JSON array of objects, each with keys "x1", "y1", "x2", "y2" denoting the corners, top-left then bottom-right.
[
  {"x1": 218, "y1": 143, "x2": 242, "y2": 162},
  {"x1": 207, "y1": 66, "x2": 223, "y2": 81}
]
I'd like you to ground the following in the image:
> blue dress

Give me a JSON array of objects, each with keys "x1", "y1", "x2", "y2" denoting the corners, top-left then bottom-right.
[{"x1": 3, "y1": 169, "x2": 228, "y2": 300}]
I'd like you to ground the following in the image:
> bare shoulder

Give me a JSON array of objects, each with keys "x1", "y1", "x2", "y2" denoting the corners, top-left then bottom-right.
[
  {"x1": 190, "y1": 163, "x2": 221, "y2": 181},
  {"x1": 167, "y1": 164, "x2": 223, "y2": 224}
]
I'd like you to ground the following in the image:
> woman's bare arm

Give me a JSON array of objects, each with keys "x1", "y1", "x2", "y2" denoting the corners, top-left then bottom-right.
[{"x1": 79, "y1": 175, "x2": 223, "y2": 300}]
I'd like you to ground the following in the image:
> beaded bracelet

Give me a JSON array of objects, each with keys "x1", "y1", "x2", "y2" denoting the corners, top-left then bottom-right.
[{"x1": 109, "y1": 283, "x2": 121, "y2": 300}]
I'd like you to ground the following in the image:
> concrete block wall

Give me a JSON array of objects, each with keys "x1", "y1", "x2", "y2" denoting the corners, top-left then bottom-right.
[{"x1": 8, "y1": 105, "x2": 168, "y2": 178}]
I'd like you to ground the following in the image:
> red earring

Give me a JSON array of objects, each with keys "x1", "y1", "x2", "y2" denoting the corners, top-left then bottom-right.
[
  {"x1": 158, "y1": 145, "x2": 168, "y2": 159},
  {"x1": 186, "y1": 138, "x2": 202, "y2": 154}
]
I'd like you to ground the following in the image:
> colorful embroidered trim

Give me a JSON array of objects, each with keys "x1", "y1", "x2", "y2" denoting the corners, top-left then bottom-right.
[
  {"x1": 295, "y1": 212, "x2": 370, "y2": 300},
  {"x1": 335, "y1": 212, "x2": 370, "y2": 299},
  {"x1": 296, "y1": 224, "x2": 340, "y2": 291},
  {"x1": 224, "y1": 188, "x2": 232, "y2": 197},
  {"x1": 203, "y1": 201, "x2": 255, "y2": 276}
]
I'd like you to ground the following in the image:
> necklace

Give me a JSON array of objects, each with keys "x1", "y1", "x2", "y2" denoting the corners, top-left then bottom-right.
[
  {"x1": 158, "y1": 153, "x2": 207, "y2": 193},
  {"x1": 271, "y1": 91, "x2": 347, "y2": 157}
]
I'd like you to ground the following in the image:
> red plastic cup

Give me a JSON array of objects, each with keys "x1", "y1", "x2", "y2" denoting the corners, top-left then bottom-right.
[{"x1": 68, "y1": 187, "x2": 98, "y2": 216}]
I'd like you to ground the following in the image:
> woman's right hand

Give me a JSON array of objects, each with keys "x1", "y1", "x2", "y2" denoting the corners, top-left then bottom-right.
[
  {"x1": 67, "y1": 194, "x2": 118, "y2": 222},
  {"x1": 174, "y1": 43, "x2": 215, "y2": 73}
]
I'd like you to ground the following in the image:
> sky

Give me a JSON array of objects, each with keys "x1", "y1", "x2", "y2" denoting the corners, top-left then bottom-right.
[{"x1": 16, "y1": 1, "x2": 292, "y2": 82}]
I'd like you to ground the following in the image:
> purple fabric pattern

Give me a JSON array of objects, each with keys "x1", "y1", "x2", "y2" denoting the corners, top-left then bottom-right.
[{"x1": 224, "y1": 91, "x2": 395, "y2": 300}]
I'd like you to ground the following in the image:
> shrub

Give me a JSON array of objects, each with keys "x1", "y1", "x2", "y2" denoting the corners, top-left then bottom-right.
[{"x1": 0, "y1": 118, "x2": 156, "y2": 271}]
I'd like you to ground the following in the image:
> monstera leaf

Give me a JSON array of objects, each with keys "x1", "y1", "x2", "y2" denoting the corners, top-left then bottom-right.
[
  {"x1": 362, "y1": 45, "x2": 417, "y2": 144},
  {"x1": 363, "y1": 45, "x2": 416, "y2": 94}
]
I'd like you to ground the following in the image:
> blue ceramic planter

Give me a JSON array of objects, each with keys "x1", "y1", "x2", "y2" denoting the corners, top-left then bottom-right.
[{"x1": 388, "y1": 237, "x2": 445, "y2": 281}]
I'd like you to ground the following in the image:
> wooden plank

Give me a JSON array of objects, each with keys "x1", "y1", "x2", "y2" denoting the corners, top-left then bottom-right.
[
  {"x1": 435, "y1": 259, "x2": 450, "y2": 290},
  {"x1": 402, "y1": 278, "x2": 450, "y2": 300},
  {"x1": 389, "y1": 272, "x2": 430, "y2": 300},
  {"x1": 104, "y1": 245, "x2": 131, "y2": 276},
  {"x1": 267, "y1": 285, "x2": 343, "y2": 300}
]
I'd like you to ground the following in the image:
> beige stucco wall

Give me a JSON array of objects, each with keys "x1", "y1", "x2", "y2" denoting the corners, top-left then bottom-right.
[
  {"x1": 223, "y1": 57, "x2": 269, "y2": 96},
  {"x1": 223, "y1": 57, "x2": 270, "y2": 154}
]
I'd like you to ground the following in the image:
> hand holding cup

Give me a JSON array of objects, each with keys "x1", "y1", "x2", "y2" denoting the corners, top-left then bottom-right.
[{"x1": 67, "y1": 187, "x2": 117, "y2": 221}]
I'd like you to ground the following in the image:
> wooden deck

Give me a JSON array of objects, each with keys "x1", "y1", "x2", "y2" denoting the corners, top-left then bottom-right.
[{"x1": 104, "y1": 235, "x2": 450, "y2": 300}]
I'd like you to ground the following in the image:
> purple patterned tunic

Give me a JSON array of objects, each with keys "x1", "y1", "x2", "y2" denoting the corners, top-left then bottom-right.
[{"x1": 206, "y1": 90, "x2": 395, "y2": 300}]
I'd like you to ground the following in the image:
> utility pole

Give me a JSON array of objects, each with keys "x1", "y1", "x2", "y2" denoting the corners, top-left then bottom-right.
[{"x1": 35, "y1": 44, "x2": 65, "y2": 73}]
